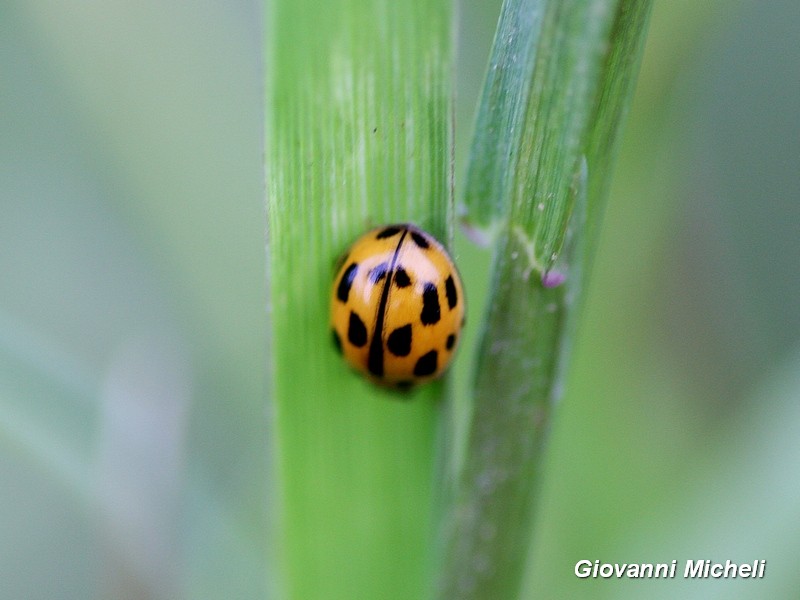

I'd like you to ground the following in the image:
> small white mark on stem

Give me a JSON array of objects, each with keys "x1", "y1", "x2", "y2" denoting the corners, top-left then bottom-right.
[{"x1": 511, "y1": 225, "x2": 543, "y2": 282}]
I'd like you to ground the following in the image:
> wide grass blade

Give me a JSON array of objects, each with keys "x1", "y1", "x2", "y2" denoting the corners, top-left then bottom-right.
[{"x1": 265, "y1": 1, "x2": 453, "y2": 599}]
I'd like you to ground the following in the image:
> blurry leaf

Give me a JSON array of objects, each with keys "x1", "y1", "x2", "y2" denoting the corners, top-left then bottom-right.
[
  {"x1": 614, "y1": 346, "x2": 800, "y2": 600},
  {"x1": 2, "y1": 2, "x2": 268, "y2": 598}
]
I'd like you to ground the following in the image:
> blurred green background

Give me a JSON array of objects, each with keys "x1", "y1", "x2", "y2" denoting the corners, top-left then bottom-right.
[{"x1": 1, "y1": 0, "x2": 797, "y2": 599}]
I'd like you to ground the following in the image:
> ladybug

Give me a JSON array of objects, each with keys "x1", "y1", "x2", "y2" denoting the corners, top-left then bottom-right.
[{"x1": 331, "y1": 224, "x2": 465, "y2": 388}]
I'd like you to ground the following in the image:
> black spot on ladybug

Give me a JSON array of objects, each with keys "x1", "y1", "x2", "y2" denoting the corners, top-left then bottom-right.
[
  {"x1": 413, "y1": 350, "x2": 438, "y2": 376},
  {"x1": 394, "y1": 267, "x2": 411, "y2": 288},
  {"x1": 420, "y1": 283, "x2": 440, "y2": 325},
  {"x1": 376, "y1": 226, "x2": 402, "y2": 239},
  {"x1": 348, "y1": 311, "x2": 368, "y2": 347},
  {"x1": 369, "y1": 262, "x2": 389, "y2": 284},
  {"x1": 332, "y1": 329, "x2": 343, "y2": 354},
  {"x1": 337, "y1": 263, "x2": 358, "y2": 302},
  {"x1": 445, "y1": 275, "x2": 458, "y2": 310},
  {"x1": 387, "y1": 324, "x2": 412, "y2": 356},
  {"x1": 446, "y1": 333, "x2": 456, "y2": 350},
  {"x1": 410, "y1": 231, "x2": 430, "y2": 249}
]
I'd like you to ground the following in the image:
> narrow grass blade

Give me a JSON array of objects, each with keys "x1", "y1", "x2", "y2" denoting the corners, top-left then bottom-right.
[
  {"x1": 460, "y1": 0, "x2": 544, "y2": 234},
  {"x1": 265, "y1": 1, "x2": 453, "y2": 599},
  {"x1": 440, "y1": 1, "x2": 653, "y2": 598}
]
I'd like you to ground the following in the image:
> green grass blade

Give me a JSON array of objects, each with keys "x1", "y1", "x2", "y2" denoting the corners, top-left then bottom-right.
[
  {"x1": 440, "y1": 1, "x2": 653, "y2": 598},
  {"x1": 584, "y1": 0, "x2": 659, "y2": 230},
  {"x1": 265, "y1": 1, "x2": 453, "y2": 599},
  {"x1": 460, "y1": 0, "x2": 544, "y2": 233}
]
